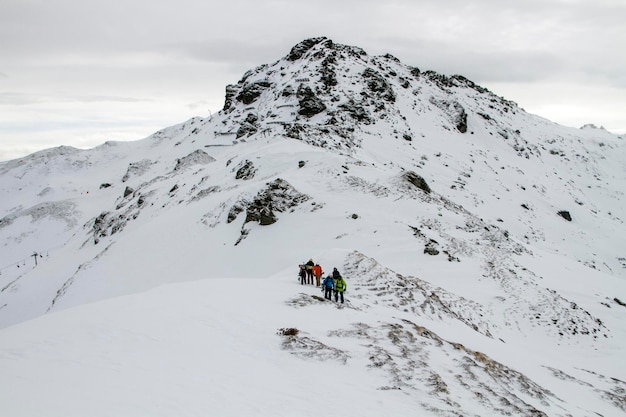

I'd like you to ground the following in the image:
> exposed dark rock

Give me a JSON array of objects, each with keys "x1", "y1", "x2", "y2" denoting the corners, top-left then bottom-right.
[
  {"x1": 449, "y1": 75, "x2": 490, "y2": 93},
  {"x1": 338, "y1": 99, "x2": 371, "y2": 123},
  {"x1": 443, "y1": 250, "x2": 460, "y2": 262},
  {"x1": 298, "y1": 160, "x2": 306, "y2": 168},
  {"x1": 282, "y1": 85, "x2": 294, "y2": 97},
  {"x1": 283, "y1": 123, "x2": 306, "y2": 139},
  {"x1": 403, "y1": 171, "x2": 431, "y2": 194},
  {"x1": 91, "y1": 204, "x2": 140, "y2": 244},
  {"x1": 235, "y1": 159, "x2": 257, "y2": 180},
  {"x1": 245, "y1": 178, "x2": 310, "y2": 226},
  {"x1": 236, "y1": 80, "x2": 272, "y2": 105},
  {"x1": 320, "y1": 54, "x2": 338, "y2": 90},
  {"x1": 123, "y1": 186, "x2": 134, "y2": 198},
  {"x1": 382, "y1": 53, "x2": 400, "y2": 63},
  {"x1": 99, "y1": 183, "x2": 112, "y2": 189},
  {"x1": 424, "y1": 71, "x2": 455, "y2": 88},
  {"x1": 236, "y1": 113, "x2": 259, "y2": 138},
  {"x1": 277, "y1": 327, "x2": 299, "y2": 336},
  {"x1": 227, "y1": 202, "x2": 246, "y2": 224},
  {"x1": 362, "y1": 68, "x2": 396, "y2": 102},
  {"x1": 297, "y1": 85, "x2": 326, "y2": 117},
  {"x1": 424, "y1": 239, "x2": 440, "y2": 256},
  {"x1": 223, "y1": 84, "x2": 240, "y2": 112},
  {"x1": 557, "y1": 210, "x2": 572, "y2": 221},
  {"x1": 229, "y1": 178, "x2": 311, "y2": 227},
  {"x1": 430, "y1": 97, "x2": 467, "y2": 133},
  {"x1": 286, "y1": 37, "x2": 329, "y2": 61}
]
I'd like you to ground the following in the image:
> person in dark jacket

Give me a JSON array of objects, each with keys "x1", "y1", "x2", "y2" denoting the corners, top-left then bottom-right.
[
  {"x1": 332, "y1": 267, "x2": 341, "y2": 280},
  {"x1": 322, "y1": 275, "x2": 334, "y2": 300},
  {"x1": 305, "y1": 259, "x2": 315, "y2": 285},
  {"x1": 299, "y1": 265, "x2": 307, "y2": 285}
]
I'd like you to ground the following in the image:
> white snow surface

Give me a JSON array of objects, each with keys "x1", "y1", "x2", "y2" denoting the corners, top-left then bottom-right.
[{"x1": 0, "y1": 38, "x2": 625, "y2": 416}]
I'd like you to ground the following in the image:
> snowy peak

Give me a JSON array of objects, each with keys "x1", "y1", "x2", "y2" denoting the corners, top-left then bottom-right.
[{"x1": 218, "y1": 36, "x2": 517, "y2": 151}]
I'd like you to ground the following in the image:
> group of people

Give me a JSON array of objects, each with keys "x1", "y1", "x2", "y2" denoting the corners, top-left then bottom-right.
[
  {"x1": 299, "y1": 259, "x2": 323, "y2": 286},
  {"x1": 298, "y1": 259, "x2": 347, "y2": 304}
]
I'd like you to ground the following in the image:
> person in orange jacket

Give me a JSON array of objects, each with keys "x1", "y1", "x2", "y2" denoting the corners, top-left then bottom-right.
[{"x1": 312, "y1": 264, "x2": 323, "y2": 286}]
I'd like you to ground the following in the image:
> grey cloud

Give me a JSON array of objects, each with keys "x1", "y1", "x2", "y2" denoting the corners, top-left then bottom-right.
[
  {"x1": 1, "y1": 0, "x2": 624, "y2": 160},
  {"x1": 158, "y1": 39, "x2": 287, "y2": 66},
  {"x1": 0, "y1": 92, "x2": 152, "y2": 106}
]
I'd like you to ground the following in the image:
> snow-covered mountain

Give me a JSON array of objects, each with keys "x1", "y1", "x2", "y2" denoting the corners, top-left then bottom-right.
[{"x1": 1, "y1": 37, "x2": 625, "y2": 416}]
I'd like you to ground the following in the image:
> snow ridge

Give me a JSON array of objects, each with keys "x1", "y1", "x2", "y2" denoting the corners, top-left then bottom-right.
[{"x1": 0, "y1": 37, "x2": 625, "y2": 416}]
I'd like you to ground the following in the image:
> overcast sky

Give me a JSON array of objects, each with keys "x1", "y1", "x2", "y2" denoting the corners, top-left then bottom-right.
[{"x1": 1, "y1": 0, "x2": 624, "y2": 161}]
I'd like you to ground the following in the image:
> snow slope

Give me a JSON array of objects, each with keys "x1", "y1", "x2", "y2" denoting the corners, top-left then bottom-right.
[{"x1": 0, "y1": 37, "x2": 625, "y2": 416}]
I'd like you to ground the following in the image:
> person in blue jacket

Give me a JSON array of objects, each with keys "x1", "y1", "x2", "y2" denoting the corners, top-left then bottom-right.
[{"x1": 322, "y1": 275, "x2": 334, "y2": 300}]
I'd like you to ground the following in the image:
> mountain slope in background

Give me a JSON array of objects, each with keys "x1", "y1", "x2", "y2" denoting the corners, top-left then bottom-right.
[{"x1": 0, "y1": 37, "x2": 625, "y2": 416}]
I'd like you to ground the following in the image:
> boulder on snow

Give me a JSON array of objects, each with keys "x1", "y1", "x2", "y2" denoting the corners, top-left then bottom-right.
[
  {"x1": 245, "y1": 178, "x2": 310, "y2": 226},
  {"x1": 403, "y1": 171, "x2": 431, "y2": 194},
  {"x1": 557, "y1": 210, "x2": 572, "y2": 222},
  {"x1": 228, "y1": 178, "x2": 311, "y2": 227},
  {"x1": 429, "y1": 97, "x2": 468, "y2": 133},
  {"x1": 424, "y1": 239, "x2": 440, "y2": 256},
  {"x1": 234, "y1": 159, "x2": 257, "y2": 180}
]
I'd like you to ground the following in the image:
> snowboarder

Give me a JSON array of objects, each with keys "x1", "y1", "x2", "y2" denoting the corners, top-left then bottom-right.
[
  {"x1": 298, "y1": 264, "x2": 307, "y2": 285},
  {"x1": 312, "y1": 263, "x2": 323, "y2": 286},
  {"x1": 305, "y1": 258, "x2": 315, "y2": 285},
  {"x1": 322, "y1": 275, "x2": 334, "y2": 300},
  {"x1": 334, "y1": 274, "x2": 347, "y2": 304}
]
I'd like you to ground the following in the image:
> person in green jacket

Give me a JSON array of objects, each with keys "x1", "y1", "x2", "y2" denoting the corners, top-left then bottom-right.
[{"x1": 334, "y1": 274, "x2": 347, "y2": 304}]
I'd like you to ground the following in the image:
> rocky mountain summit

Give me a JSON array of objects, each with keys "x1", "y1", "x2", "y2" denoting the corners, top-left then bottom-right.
[{"x1": 0, "y1": 37, "x2": 625, "y2": 416}]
